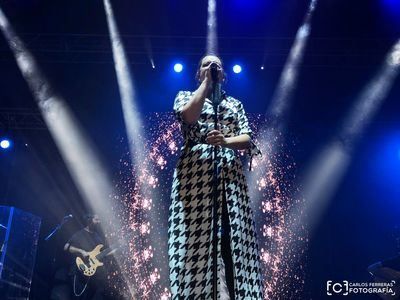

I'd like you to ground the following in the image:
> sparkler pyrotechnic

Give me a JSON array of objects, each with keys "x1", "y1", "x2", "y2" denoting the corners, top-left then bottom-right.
[
  {"x1": 246, "y1": 3, "x2": 318, "y2": 287},
  {"x1": 113, "y1": 113, "x2": 180, "y2": 298},
  {"x1": 113, "y1": 113, "x2": 305, "y2": 299},
  {"x1": 245, "y1": 2, "x2": 317, "y2": 295},
  {"x1": 248, "y1": 121, "x2": 306, "y2": 299},
  {"x1": 0, "y1": 1, "x2": 397, "y2": 299},
  {"x1": 103, "y1": 0, "x2": 165, "y2": 297}
]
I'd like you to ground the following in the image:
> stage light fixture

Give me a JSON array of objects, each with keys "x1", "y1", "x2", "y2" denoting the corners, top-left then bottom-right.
[
  {"x1": 174, "y1": 63, "x2": 183, "y2": 73},
  {"x1": 261, "y1": 66, "x2": 265, "y2": 70},
  {"x1": 233, "y1": 64, "x2": 242, "y2": 74},
  {"x1": 0, "y1": 139, "x2": 11, "y2": 149}
]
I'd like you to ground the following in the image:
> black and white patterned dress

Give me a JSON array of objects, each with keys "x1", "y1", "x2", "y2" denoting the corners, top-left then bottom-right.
[{"x1": 168, "y1": 91, "x2": 263, "y2": 299}]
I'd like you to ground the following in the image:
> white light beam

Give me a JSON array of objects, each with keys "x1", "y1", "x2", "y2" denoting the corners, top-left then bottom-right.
[
  {"x1": 207, "y1": 0, "x2": 218, "y2": 55},
  {"x1": 103, "y1": 0, "x2": 148, "y2": 171},
  {"x1": 298, "y1": 38, "x2": 400, "y2": 233},
  {"x1": 0, "y1": 6, "x2": 134, "y2": 297}
]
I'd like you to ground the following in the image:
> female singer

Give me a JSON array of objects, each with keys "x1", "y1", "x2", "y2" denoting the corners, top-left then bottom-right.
[{"x1": 168, "y1": 54, "x2": 263, "y2": 299}]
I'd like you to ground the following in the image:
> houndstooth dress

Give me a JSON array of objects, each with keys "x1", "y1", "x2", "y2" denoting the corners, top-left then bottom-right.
[{"x1": 168, "y1": 91, "x2": 264, "y2": 299}]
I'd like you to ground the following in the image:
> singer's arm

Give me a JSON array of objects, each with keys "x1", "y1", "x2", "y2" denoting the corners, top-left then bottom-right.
[
  {"x1": 181, "y1": 78, "x2": 211, "y2": 125},
  {"x1": 225, "y1": 134, "x2": 251, "y2": 150},
  {"x1": 206, "y1": 131, "x2": 251, "y2": 150}
]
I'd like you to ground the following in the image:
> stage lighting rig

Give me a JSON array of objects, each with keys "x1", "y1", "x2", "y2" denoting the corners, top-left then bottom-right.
[
  {"x1": 174, "y1": 63, "x2": 183, "y2": 73},
  {"x1": 233, "y1": 64, "x2": 242, "y2": 73},
  {"x1": 0, "y1": 138, "x2": 11, "y2": 149}
]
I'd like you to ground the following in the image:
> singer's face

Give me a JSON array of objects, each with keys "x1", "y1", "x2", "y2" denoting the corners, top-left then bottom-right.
[{"x1": 198, "y1": 55, "x2": 223, "y2": 82}]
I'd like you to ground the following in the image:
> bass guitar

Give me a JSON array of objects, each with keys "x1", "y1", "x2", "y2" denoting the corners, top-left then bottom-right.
[{"x1": 75, "y1": 244, "x2": 117, "y2": 277}]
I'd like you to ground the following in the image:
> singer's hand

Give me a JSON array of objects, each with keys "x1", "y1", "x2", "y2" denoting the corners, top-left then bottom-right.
[
  {"x1": 202, "y1": 62, "x2": 223, "y2": 86},
  {"x1": 203, "y1": 66, "x2": 213, "y2": 87},
  {"x1": 206, "y1": 129, "x2": 227, "y2": 146}
]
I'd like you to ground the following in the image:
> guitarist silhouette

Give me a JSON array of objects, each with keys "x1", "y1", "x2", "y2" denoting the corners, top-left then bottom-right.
[{"x1": 63, "y1": 214, "x2": 115, "y2": 299}]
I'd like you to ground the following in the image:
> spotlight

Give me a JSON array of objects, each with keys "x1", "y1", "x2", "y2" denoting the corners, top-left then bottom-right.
[
  {"x1": 0, "y1": 139, "x2": 11, "y2": 149},
  {"x1": 174, "y1": 63, "x2": 183, "y2": 73},
  {"x1": 261, "y1": 65, "x2": 265, "y2": 70},
  {"x1": 233, "y1": 64, "x2": 242, "y2": 74}
]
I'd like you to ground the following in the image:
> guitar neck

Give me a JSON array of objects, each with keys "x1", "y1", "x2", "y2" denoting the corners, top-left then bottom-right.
[
  {"x1": 97, "y1": 248, "x2": 110, "y2": 260},
  {"x1": 96, "y1": 244, "x2": 118, "y2": 260}
]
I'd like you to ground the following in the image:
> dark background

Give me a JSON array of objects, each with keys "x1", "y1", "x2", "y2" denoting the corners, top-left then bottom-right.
[{"x1": 0, "y1": 0, "x2": 399, "y2": 298}]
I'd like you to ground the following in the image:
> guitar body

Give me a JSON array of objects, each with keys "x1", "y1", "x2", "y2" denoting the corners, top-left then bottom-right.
[{"x1": 75, "y1": 244, "x2": 104, "y2": 277}]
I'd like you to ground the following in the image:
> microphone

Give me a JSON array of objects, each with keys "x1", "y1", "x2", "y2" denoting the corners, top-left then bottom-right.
[
  {"x1": 44, "y1": 214, "x2": 73, "y2": 241},
  {"x1": 209, "y1": 62, "x2": 223, "y2": 105},
  {"x1": 63, "y1": 214, "x2": 73, "y2": 220},
  {"x1": 210, "y1": 62, "x2": 220, "y2": 83},
  {"x1": 211, "y1": 83, "x2": 222, "y2": 106}
]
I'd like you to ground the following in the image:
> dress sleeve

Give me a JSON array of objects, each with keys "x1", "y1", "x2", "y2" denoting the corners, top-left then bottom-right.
[
  {"x1": 173, "y1": 91, "x2": 192, "y2": 124},
  {"x1": 236, "y1": 101, "x2": 252, "y2": 136},
  {"x1": 236, "y1": 101, "x2": 262, "y2": 167},
  {"x1": 174, "y1": 91, "x2": 202, "y2": 143}
]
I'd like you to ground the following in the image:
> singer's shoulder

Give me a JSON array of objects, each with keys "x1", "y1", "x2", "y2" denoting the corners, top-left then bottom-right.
[
  {"x1": 225, "y1": 95, "x2": 243, "y2": 106},
  {"x1": 175, "y1": 90, "x2": 194, "y2": 99}
]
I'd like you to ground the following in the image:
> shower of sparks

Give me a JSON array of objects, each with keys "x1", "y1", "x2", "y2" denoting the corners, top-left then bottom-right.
[
  {"x1": 111, "y1": 113, "x2": 306, "y2": 299},
  {"x1": 248, "y1": 115, "x2": 307, "y2": 299}
]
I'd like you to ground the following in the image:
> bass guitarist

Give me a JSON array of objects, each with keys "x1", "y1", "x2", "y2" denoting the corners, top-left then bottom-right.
[{"x1": 64, "y1": 214, "x2": 115, "y2": 299}]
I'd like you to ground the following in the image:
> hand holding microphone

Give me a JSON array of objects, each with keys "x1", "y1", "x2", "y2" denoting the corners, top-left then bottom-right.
[
  {"x1": 204, "y1": 61, "x2": 223, "y2": 85},
  {"x1": 210, "y1": 61, "x2": 223, "y2": 83}
]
